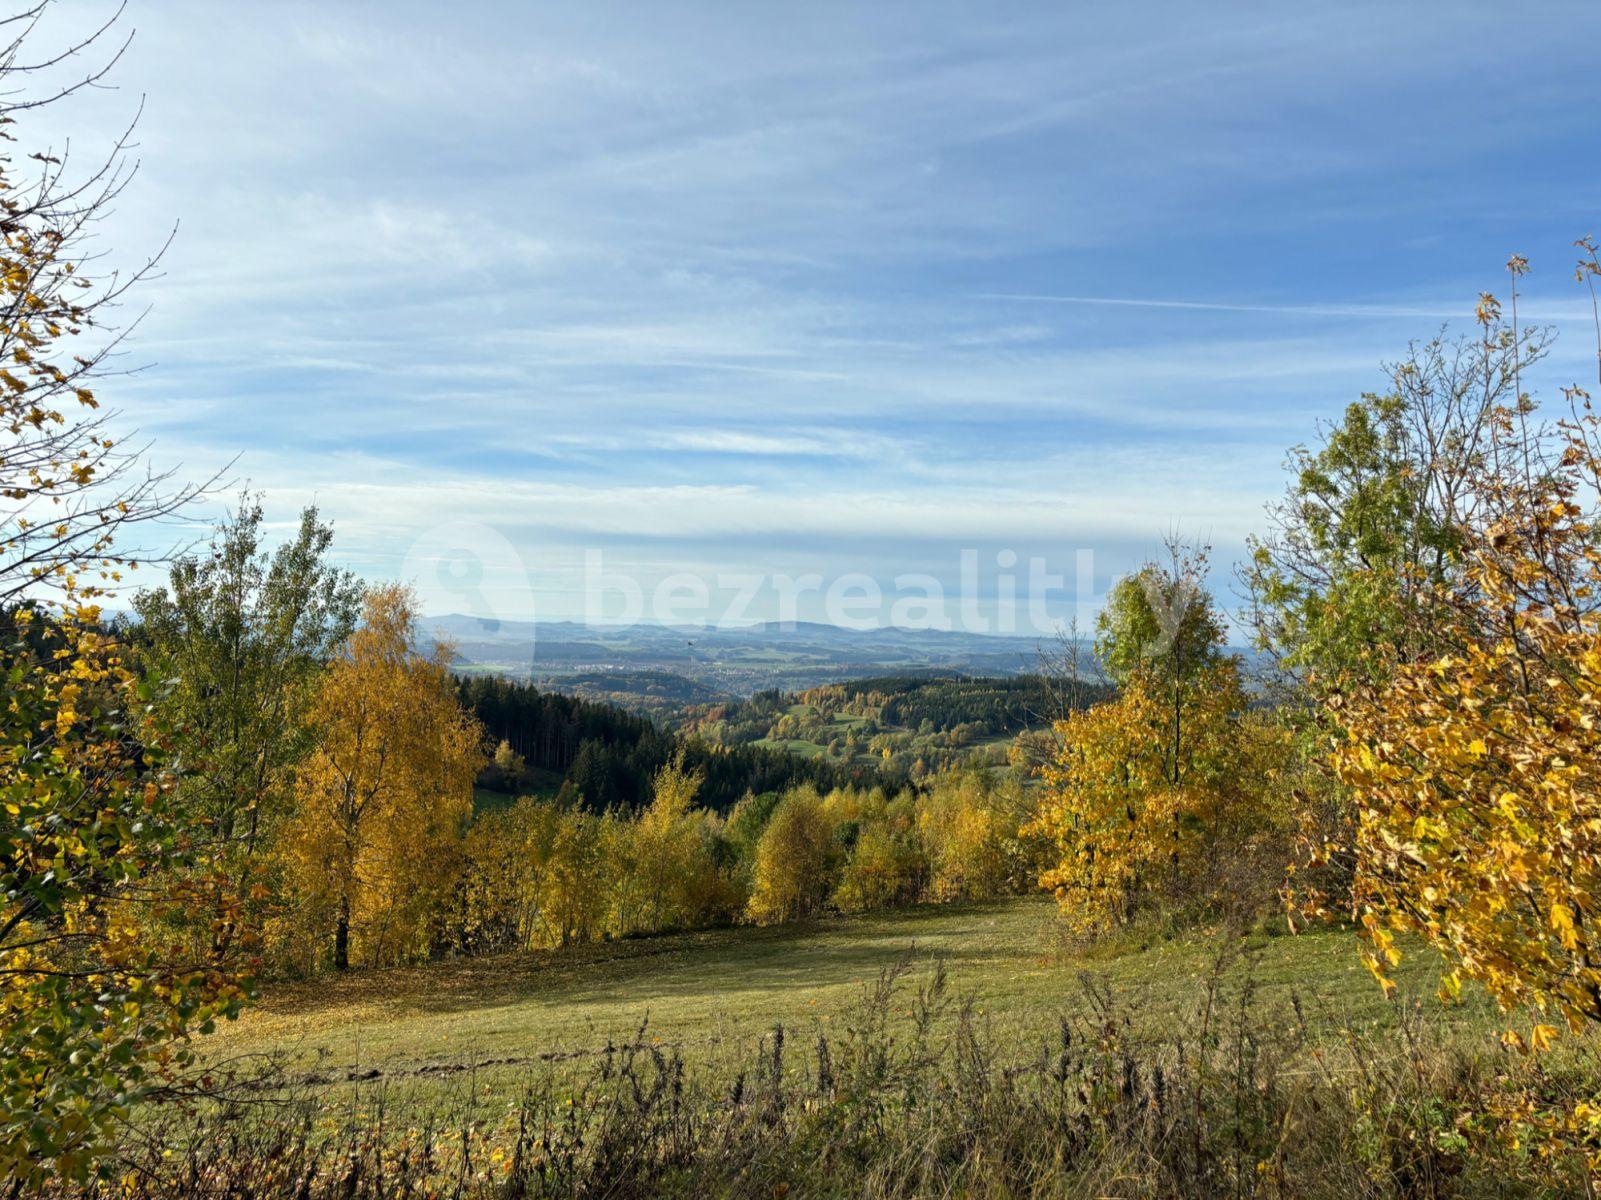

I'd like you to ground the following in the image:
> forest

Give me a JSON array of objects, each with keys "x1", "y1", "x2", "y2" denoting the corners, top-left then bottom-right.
[
  {"x1": 9, "y1": 7, "x2": 1601, "y2": 1199},
  {"x1": 459, "y1": 674, "x2": 892, "y2": 810},
  {"x1": 663, "y1": 670, "x2": 1107, "y2": 779}
]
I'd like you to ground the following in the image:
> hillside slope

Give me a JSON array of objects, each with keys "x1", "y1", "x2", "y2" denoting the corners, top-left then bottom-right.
[{"x1": 204, "y1": 897, "x2": 1499, "y2": 1107}]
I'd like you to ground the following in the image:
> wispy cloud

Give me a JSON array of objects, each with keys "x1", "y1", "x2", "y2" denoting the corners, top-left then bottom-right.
[
  {"x1": 977, "y1": 293, "x2": 1601, "y2": 325},
  {"x1": 976, "y1": 294, "x2": 1467, "y2": 319},
  {"x1": 27, "y1": 0, "x2": 1601, "y2": 619}
]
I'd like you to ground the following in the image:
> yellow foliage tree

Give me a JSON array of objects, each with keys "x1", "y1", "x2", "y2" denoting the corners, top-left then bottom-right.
[
  {"x1": 746, "y1": 786, "x2": 836, "y2": 925},
  {"x1": 282, "y1": 585, "x2": 485, "y2": 970},
  {"x1": 539, "y1": 805, "x2": 613, "y2": 947},
  {"x1": 1030, "y1": 659, "x2": 1287, "y2": 933},
  {"x1": 619, "y1": 753, "x2": 711, "y2": 935},
  {"x1": 454, "y1": 797, "x2": 561, "y2": 955},
  {"x1": 454, "y1": 797, "x2": 636, "y2": 952},
  {"x1": 919, "y1": 771, "x2": 1029, "y2": 902},
  {"x1": 1, "y1": 605, "x2": 249, "y2": 1181},
  {"x1": 0, "y1": 14, "x2": 244, "y2": 1178},
  {"x1": 834, "y1": 821, "x2": 925, "y2": 911},
  {"x1": 1331, "y1": 395, "x2": 1601, "y2": 1035}
]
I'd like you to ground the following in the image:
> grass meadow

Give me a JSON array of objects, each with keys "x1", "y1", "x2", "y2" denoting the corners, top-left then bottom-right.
[
  {"x1": 205, "y1": 897, "x2": 1503, "y2": 1111},
  {"x1": 60, "y1": 898, "x2": 1586, "y2": 1198}
]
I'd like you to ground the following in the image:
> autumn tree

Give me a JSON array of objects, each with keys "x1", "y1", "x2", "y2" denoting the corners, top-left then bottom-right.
[
  {"x1": 453, "y1": 796, "x2": 566, "y2": 955},
  {"x1": 0, "y1": 19, "x2": 215, "y2": 609},
  {"x1": 834, "y1": 827, "x2": 923, "y2": 912},
  {"x1": 832, "y1": 790, "x2": 924, "y2": 912},
  {"x1": 131, "y1": 497, "x2": 361, "y2": 964},
  {"x1": 490, "y1": 737, "x2": 526, "y2": 789},
  {"x1": 282, "y1": 585, "x2": 485, "y2": 970},
  {"x1": 1034, "y1": 561, "x2": 1290, "y2": 933},
  {"x1": 539, "y1": 805, "x2": 613, "y2": 947},
  {"x1": 919, "y1": 770, "x2": 1029, "y2": 902},
  {"x1": 0, "y1": 8, "x2": 240, "y2": 1183},
  {"x1": 632, "y1": 752, "x2": 699, "y2": 930},
  {"x1": 608, "y1": 752, "x2": 738, "y2": 935},
  {"x1": 0, "y1": 611, "x2": 251, "y2": 1183},
  {"x1": 1095, "y1": 540, "x2": 1233, "y2": 782},
  {"x1": 1329, "y1": 256, "x2": 1601, "y2": 1044},
  {"x1": 746, "y1": 785, "x2": 836, "y2": 925}
]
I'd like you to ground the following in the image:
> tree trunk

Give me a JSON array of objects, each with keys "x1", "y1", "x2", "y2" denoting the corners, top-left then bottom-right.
[{"x1": 334, "y1": 895, "x2": 351, "y2": 971}]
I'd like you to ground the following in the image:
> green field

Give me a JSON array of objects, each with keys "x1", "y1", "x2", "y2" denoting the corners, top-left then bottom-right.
[
  {"x1": 753, "y1": 734, "x2": 831, "y2": 758},
  {"x1": 471, "y1": 766, "x2": 563, "y2": 812},
  {"x1": 207, "y1": 897, "x2": 1503, "y2": 1108}
]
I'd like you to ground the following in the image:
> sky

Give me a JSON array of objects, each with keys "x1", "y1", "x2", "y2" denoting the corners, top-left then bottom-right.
[{"x1": 23, "y1": 1, "x2": 1601, "y2": 632}]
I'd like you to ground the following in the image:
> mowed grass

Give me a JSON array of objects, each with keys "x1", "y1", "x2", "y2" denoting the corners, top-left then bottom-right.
[
  {"x1": 204, "y1": 897, "x2": 1503, "y2": 1107},
  {"x1": 753, "y1": 735, "x2": 828, "y2": 758}
]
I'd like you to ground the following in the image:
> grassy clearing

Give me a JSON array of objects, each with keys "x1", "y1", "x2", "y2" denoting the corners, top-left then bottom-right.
[
  {"x1": 207, "y1": 897, "x2": 1502, "y2": 1110},
  {"x1": 754, "y1": 735, "x2": 828, "y2": 758},
  {"x1": 471, "y1": 769, "x2": 563, "y2": 813}
]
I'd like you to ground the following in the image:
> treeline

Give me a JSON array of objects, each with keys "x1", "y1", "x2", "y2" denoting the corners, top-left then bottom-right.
[
  {"x1": 861, "y1": 672, "x2": 1105, "y2": 733},
  {"x1": 451, "y1": 759, "x2": 1036, "y2": 957},
  {"x1": 460, "y1": 675, "x2": 891, "y2": 811},
  {"x1": 108, "y1": 501, "x2": 925, "y2": 987},
  {"x1": 674, "y1": 671, "x2": 1103, "y2": 781},
  {"x1": 685, "y1": 672, "x2": 1087, "y2": 743}
]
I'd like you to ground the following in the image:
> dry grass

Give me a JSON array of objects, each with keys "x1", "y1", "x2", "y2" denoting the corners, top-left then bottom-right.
[
  {"x1": 199, "y1": 898, "x2": 1504, "y2": 1114},
  {"x1": 56, "y1": 933, "x2": 1596, "y2": 1199}
]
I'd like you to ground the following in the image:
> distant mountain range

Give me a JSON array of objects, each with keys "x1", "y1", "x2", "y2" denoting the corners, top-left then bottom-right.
[{"x1": 427, "y1": 614, "x2": 1066, "y2": 698}]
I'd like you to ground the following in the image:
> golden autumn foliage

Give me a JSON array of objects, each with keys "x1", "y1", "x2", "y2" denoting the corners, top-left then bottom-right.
[
  {"x1": 1, "y1": 603, "x2": 249, "y2": 1183},
  {"x1": 538, "y1": 805, "x2": 614, "y2": 947},
  {"x1": 1030, "y1": 658, "x2": 1289, "y2": 934},
  {"x1": 0, "y1": 20, "x2": 248, "y2": 1177},
  {"x1": 832, "y1": 820, "x2": 924, "y2": 912},
  {"x1": 746, "y1": 785, "x2": 837, "y2": 925},
  {"x1": 1331, "y1": 399, "x2": 1601, "y2": 1037},
  {"x1": 826, "y1": 788, "x2": 922, "y2": 912},
  {"x1": 919, "y1": 770, "x2": 1033, "y2": 902},
  {"x1": 280, "y1": 585, "x2": 485, "y2": 970},
  {"x1": 456, "y1": 790, "x2": 729, "y2": 953},
  {"x1": 1298, "y1": 254, "x2": 1601, "y2": 1170},
  {"x1": 451, "y1": 768, "x2": 1044, "y2": 950},
  {"x1": 1030, "y1": 547, "x2": 1291, "y2": 935},
  {"x1": 454, "y1": 798, "x2": 552, "y2": 955},
  {"x1": 610, "y1": 753, "x2": 741, "y2": 935},
  {"x1": 493, "y1": 739, "x2": 525, "y2": 777}
]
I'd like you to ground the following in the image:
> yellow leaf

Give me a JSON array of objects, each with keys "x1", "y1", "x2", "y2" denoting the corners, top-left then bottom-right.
[{"x1": 1551, "y1": 902, "x2": 1579, "y2": 950}]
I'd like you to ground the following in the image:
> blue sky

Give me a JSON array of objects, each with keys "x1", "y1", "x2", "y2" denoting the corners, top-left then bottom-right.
[{"x1": 31, "y1": 1, "x2": 1601, "y2": 630}]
